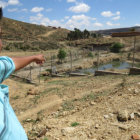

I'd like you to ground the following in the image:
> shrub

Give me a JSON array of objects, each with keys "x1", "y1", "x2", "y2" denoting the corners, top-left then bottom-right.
[
  {"x1": 110, "y1": 42, "x2": 124, "y2": 53},
  {"x1": 57, "y1": 48, "x2": 67, "y2": 63},
  {"x1": 5, "y1": 45, "x2": 10, "y2": 50},
  {"x1": 127, "y1": 52, "x2": 131, "y2": 59},
  {"x1": 88, "y1": 52, "x2": 93, "y2": 57},
  {"x1": 71, "y1": 122, "x2": 80, "y2": 127}
]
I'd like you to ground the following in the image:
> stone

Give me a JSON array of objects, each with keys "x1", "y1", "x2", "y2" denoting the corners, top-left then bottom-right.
[
  {"x1": 61, "y1": 127, "x2": 75, "y2": 136},
  {"x1": 117, "y1": 110, "x2": 129, "y2": 122},
  {"x1": 54, "y1": 138, "x2": 60, "y2": 140},
  {"x1": 95, "y1": 124, "x2": 99, "y2": 129},
  {"x1": 134, "y1": 112, "x2": 140, "y2": 117},
  {"x1": 37, "y1": 128, "x2": 47, "y2": 137},
  {"x1": 90, "y1": 101, "x2": 96, "y2": 105},
  {"x1": 62, "y1": 111, "x2": 69, "y2": 116},
  {"x1": 46, "y1": 125, "x2": 51, "y2": 130},
  {"x1": 58, "y1": 106, "x2": 63, "y2": 111},
  {"x1": 41, "y1": 71, "x2": 50, "y2": 76},
  {"x1": 104, "y1": 115, "x2": 109, "y2": 119},
  {"x1": 111, "y1": 123, "x2": 131, "y2": 131},
  {"x1": 131, "y1": 134, "x2": 140, "y2": 140},
  {"x1": 27, "y1": 88, "x2": 39, "y2": 95},
  {"x1": 134, "y1": 89, "x2": 140, "y2": 94},
  {"x1": 25, "y1": 118, "x2": 32, "y2": 122},
  {"x1": 129, "y1": 113, "x2": 135, "y2": 120},
  {"x1": 109, "y1": 113, "x2": 114, "y2": 117}
]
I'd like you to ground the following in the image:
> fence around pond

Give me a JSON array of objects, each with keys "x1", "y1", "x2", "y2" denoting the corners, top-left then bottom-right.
[{"x1": 10, "y1": 33, "x2": 140, "y2": 84}]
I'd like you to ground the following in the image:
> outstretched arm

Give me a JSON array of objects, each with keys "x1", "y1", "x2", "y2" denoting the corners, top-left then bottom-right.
[{"x1": 11, "y1": 54, "x2": 45, "y2": 71}]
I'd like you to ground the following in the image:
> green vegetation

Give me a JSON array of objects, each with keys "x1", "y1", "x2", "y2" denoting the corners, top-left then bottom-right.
[
  {"x1": 11, "y1": 95, "x2": 19, "y2": 100},
  {"x1": 82, "y1": 92, "x2": 96, "y2": 101},
  {"x1": 43, "y1": 137, "x2": 48, "y2": 140},
  {"x1": 119, "y1": 76, "x2": 127, "y2": 88},
  {"x1": 127, "y1": 52, "x2": 131, "y2": 59},
  {"x1": 134, "y1": 63, "x2": 140, "y2": 68},
  {"x1": 57, "y1": 48, "x2": 67, "y2": 63},
  {"x1": 90, "y1": 32, "x2": 102, "y2": 38},
  {"x1": 67, "y1": 28, "x2": 90, "y2": 40},
  {"x1": 31, "y1": 95, "x2": 40, "y2": 104},
  {"x1": 112, "y1": 60, "x2": 121, "y2": 68},
  {"x1": 71, "y1": 122, "x2": 80, "y2": 127},
  {"x1": 110, "y1": 42, "x2": 124, "y2": 53},
  {"x1": 62, "y1": 100, "x2": 74, "y2": 111},
  {"x1": 67, "y1": 28, "x2": 103, "y2": 41},
  {"x1": 87, "y1": 52, "x2": 94, "y2": 57}
]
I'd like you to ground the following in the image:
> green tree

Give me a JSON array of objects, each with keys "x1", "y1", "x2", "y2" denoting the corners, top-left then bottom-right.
[
  {"x1": 91, "y1": 33, "x2": 97, "y2": 38},
  {"x1": 67, "y1": 28, "x2": 89, "y2": 40},
  {"x1": 110, "y1": 42, "x2": 124, "y2": 53},
  {"x1": 83, "y1": 29, "x2": 90, "y2": 38},
  {"x1": 130, "y1": 28, "x2": 135, "y2": 32},
  {"x1": 57, "y1": 48, "x2": 67, "y2": 63}
]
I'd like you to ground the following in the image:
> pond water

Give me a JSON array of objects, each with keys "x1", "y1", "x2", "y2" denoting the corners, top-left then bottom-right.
[{"x1": 74, "y1": 61, "x2": 132, "y2": 74}]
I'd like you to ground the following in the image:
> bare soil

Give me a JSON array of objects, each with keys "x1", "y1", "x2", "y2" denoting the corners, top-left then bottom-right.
[
  {"x1": 1, "y1": 49, "x2": 140, "y2": 140},
  {"x1": 3, "y1": 73, "x2": 140, "y2": 140}
]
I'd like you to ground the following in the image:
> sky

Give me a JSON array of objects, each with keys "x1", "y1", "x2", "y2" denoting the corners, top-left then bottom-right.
[{"x1": 0, "y1": 0, "x2": 140, "y2": 31}]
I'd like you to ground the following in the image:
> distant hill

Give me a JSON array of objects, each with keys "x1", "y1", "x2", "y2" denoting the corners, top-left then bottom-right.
[
  {"x1": 1, "y1": 17, "x2": 69, "y2": 51},
  {"x1": 1, "y1": 17, "x2": 140, "y2": 51},
  {"x1": 92, "y1": 26, "x2": 140, "y2": 35}
]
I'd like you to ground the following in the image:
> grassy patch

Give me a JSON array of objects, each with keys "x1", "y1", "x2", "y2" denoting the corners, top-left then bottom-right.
[
  {"x1": 47, "y1": 80, "x2": 70, "y2": 86},
  {"x1": 31, "y1": 95, "x2": 40, "y2": 104},
  {"x1": 118, "y1": 76, "x2": 127, "y2": 88},
  {"x1": 71, "y1": 122, "x2": 80, "y2": 127},
  {"x1": 62, "y1": 100, "x2": 74, "y2": 111},
  {"x1": 41, "y1": 87, "x2": 60, "y2": 95},
  {"x1": 81, "y1": 91, "x2": 110, "y2": 102},
  {"x1": 134, "y1": 63, "x2": 140, "y2": 68},
  {"x1": 11, "y1": 95, "x2": 19, "y2": 100},
  {"x1": 81, "y1": 92, "x2": 96, "y2": 101},
  {"x1": 43, "y1": 137, "x2": 48, "y2": 140}
]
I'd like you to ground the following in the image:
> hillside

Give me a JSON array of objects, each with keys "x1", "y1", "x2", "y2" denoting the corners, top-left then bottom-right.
[
  {"x1": 92, "y1": 26, "x2": 140, "y2": 35},
  {"x1": 1, "y1": 17, "x2": 140, "y2": 51},
  {"x1": 1, "y1": 17, "x2": 69, "y2": 50}
]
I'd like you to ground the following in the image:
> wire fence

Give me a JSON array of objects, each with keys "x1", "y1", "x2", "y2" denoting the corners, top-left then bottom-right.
[
  {"x1": 11, "y1": 44, "x2": 140, "y2": 84},
  {"x1": 12, "y1": 50, "x2": 89, "y2": 83}
]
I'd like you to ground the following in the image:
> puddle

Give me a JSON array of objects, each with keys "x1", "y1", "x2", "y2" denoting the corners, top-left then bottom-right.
[{"x1": 74, "y1": 61, "x2": 132, "y2": 74}]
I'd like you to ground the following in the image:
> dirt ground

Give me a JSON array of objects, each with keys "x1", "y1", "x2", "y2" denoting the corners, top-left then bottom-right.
[
  {"x1": 3, "y1": 72, "x2": 140, "y2": 140},
  {"x1": 1, "y1": 49, "x2": 140, "y2": 140},
  {"x1": 1, "y1": 26, "x2": 140, "y2": 140}
]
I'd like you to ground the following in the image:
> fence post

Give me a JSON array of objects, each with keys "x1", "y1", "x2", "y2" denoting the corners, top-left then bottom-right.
[
  {"x1": 97, "y1": 47, "x2": 100, "y2": 70},
  {"x1": 39, "y1": 66, "x2": 41, "y2": 84},
  {"x1": 29, "y1": 64, "x2": 32, "y2": 81},
  {"x1": 70, "y1": 51, "x2": 72, "y2": 72},
  {"x1": 51, "y1": 55, "x2": 53, "y2": 75},
  {"x1": 132, "y1": 36, "x2": 136, "y2": 67}
]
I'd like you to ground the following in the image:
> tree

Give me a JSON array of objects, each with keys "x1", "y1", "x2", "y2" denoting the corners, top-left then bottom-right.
[
  {"x1": 57, "y1": 48, "x2": 67, "y2": 63},
  {"x1": 67, "y1": 28, "x2": 90, "y2": 40},
  {"x1": 91, "y1": 33, "x2": 97, "y2": 38},
  {"x1": 83, "y1": 29, "x2": 90, "y2": 38},
  {"x1": 110, "y1": 42, "x2": 124, "y2": 53},
  {"x1": 130, "y1": 28, "x2": 135, "y2": 32}
]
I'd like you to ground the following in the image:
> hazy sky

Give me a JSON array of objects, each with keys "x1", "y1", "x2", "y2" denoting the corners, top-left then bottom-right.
[{"x1": 0, "y1": 0, "x2": 140, "y2": 30}]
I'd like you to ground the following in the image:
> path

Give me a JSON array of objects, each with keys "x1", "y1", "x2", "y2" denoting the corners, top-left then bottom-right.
[{"x1": 18, "y1": 95, "x2": 62, "y2": 121}]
